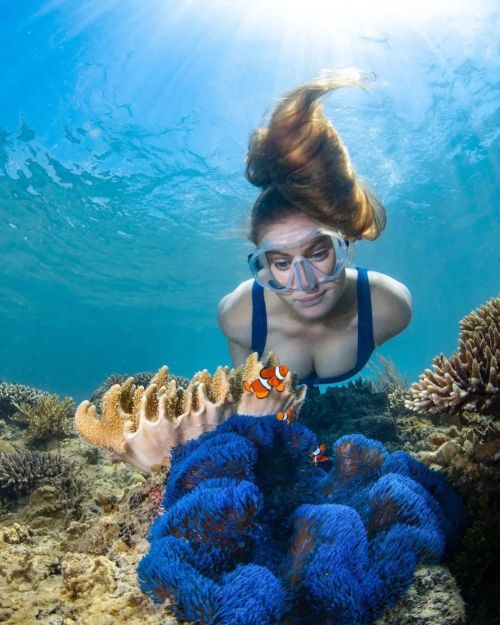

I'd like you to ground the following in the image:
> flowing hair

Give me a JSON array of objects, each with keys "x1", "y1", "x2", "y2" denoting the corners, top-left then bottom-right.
[{"x1": 246, "y1": 69, "x2": 386, "y2": 243}]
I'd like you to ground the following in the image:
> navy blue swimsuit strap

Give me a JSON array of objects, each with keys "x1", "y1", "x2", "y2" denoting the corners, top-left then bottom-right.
[
  {"x1": 251, "y1": 280, "x2": 267, "y2": 359},
  {"x1": 355, "y1": 267, "x2": 375, "y2": 364}
]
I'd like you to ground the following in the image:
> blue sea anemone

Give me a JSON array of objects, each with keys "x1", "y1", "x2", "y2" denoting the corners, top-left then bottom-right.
[{"x1": 138, "y1": 415, "x2": 465, "y2": 625}]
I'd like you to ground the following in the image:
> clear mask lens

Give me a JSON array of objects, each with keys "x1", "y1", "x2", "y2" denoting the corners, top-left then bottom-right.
[{"x1": 248, "y1": 229, "x2": 349, "y2": 293}]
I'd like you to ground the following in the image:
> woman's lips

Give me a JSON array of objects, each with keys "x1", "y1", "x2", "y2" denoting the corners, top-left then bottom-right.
[{"x1": 296, "y1": 292, "x2": 325, "y2": 306}]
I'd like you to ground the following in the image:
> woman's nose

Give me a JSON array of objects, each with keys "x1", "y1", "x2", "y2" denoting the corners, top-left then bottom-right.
[{"x1": 292, "y1": 260, "x2": 318, "y2": 291}]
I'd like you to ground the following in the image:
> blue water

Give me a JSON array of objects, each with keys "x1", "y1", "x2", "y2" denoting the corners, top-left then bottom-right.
[{"x1": 0, "y1": 0, "x2": 498, "y2": 400}]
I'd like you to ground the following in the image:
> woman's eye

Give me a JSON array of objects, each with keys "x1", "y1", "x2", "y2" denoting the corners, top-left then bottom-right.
[
  {"x1": 273, "y1": 259, "x2": 290, "y2": 271},
  {"x1": 310, "y1": 249, "x2": 329, "y2": 262}
]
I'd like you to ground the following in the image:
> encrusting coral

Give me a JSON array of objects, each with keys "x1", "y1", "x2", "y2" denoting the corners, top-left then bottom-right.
[
  {"x1": 75, "y1": 353, "x2": 307, "y2": 473},
  {"x1": 407, "y1": 297, "x2": 499, "y2": 417},
  {"x1": 12, "y1": 394, "x2": 75, "y2": 447},
  {"x1": 138, "y1": 415, "x2": 465, "y2": 625}
]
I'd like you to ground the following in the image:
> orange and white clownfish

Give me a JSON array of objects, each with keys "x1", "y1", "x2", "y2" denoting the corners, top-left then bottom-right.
[
  {"x1": 309, "y1": 443, "x2": 329, "y2": 466},
  {"x1": 243, "y1": 365, "x2": 290, "y2": 399},
  {"x1": 276, "y1": 407, "x2": 295, "y2": 424}
]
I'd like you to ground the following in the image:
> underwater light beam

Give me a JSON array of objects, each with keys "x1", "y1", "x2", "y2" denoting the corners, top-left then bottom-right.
[
  {"x1": 226, "y1": 0, "x2": 472, "y2": 23},
  {"x1": 206, "y1": 0, "x2": 483, "y2": 42}
]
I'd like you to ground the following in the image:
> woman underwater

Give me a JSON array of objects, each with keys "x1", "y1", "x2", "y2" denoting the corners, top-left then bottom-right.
[{"x1": 218, "y1": 70, "x2": 412, "y2": 386}]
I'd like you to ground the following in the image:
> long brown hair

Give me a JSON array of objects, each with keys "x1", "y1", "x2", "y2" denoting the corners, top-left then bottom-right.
[{"x1": 246, "y1": 69, "x2": 386, "y2": 243}]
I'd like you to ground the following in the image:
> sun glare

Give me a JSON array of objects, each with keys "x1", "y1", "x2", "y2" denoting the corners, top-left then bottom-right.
[
  {"x1": 202, "y1": 0, "x2": 478, "y2": 41},
  {"x1": 222, "y1": 0, "x2": 468, "y2": 23}
]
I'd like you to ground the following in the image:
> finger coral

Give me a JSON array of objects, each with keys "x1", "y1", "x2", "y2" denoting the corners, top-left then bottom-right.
[
  {"x1": 407, "y1": 297, "x2": 500, "y2": 417},
  {"x1": 75, "y1": 353, "x2": 306, "y2": 473},
  {"x1": 138, "y1": 415, "x2": 465, "y2": 625}
]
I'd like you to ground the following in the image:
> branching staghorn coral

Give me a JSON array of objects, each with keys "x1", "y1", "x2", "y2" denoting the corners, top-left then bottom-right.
[
  {"x1": 75, "y1": 353, "x2": 307, "y2": 473},
  {"x1": 13, "y1": 394, "x2": 75, "y2": 446},
  {"x1": 137, "y1": 416, "x2": 464, "y2": 625},
  {"x1": 407, "y1": 297, "x2": 500, "y2": 417},
  {"x1": 0, "y1": 447, "x2": 73, "y2": 498}
]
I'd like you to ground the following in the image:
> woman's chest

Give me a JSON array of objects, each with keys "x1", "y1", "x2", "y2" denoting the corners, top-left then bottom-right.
[{"x1": 265, "y1": 317, "x2": 359, "y2": 380}]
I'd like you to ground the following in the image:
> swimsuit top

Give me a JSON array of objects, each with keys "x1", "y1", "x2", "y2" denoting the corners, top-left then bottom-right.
[{"x1": 251, "y1": 267, "x2": 375, "y2": 386}]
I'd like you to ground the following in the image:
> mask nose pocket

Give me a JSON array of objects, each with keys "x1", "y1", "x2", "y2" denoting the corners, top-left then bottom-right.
[{"x1": 291, "y1": 257, "x2": 317, "y2": 291}]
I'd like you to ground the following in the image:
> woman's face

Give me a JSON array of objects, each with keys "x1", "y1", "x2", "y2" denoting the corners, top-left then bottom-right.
[{"x1": 257, "y1": 214, "x2": 348, "y2": 320}]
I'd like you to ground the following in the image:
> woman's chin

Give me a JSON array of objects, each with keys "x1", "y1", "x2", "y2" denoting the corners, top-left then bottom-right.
[{"x1": 291, "y1": 294, "x2": 333, "y2": 319}]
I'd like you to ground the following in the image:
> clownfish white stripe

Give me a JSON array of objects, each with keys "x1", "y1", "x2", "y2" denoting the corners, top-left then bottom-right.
[
  {"x1": 275, "y1": 365, "x2": 285, "y2": 381},
  {"x1": 259, "y1": 376, "x2": 272, "y2": 391}
]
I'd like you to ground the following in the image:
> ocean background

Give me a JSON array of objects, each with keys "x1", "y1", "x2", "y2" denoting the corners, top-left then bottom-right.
[{"x1": 0, "y1": 0, "x2": 498, "y2": 401}]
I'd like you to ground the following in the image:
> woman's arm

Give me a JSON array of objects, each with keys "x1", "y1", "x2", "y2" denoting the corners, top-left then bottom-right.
[
  {"x1": 227, "y1": 338, "x2": 253, "y2": 367},
  {"x1": 369, "y1": 271, "x2": 413, "y2": 346},
  {"x1": 217, "y1": 280, "x2": 254, "y2": 367}
]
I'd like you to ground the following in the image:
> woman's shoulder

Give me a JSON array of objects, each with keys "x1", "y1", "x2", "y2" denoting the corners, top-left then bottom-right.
[
  {"x1": 217, "y1": 279, "x2": 254, "y2": 345},
  {"x1": 366, "y1": 270, "x2": 412, "y2": 346}
]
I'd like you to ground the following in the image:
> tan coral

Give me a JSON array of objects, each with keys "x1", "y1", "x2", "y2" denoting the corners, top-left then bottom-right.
[
  {"x1": 406, "y1": 297, "x2": 500, "y2": 417},
  {"x1": 12, "y1": 394, "x2": 75, "y2": 447},
  {"x1": 76, "y1": 353, "x2": 307, "y2": 473}
]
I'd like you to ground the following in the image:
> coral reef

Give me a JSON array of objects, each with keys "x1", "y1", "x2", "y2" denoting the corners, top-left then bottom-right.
[
  {"x1": 0, "y1": 447, "x2": 74, "y2": 499},
  {"x1": 0, "y1": 433, "x2": 174, "y2": 625},
  {"x1": 451, "y1": 500, "x2": 500, "y2": 625},
  {"x1": 0, "y1": 438, "x2": 15, "y2": 454},
  {"x1": 407, "y1": 297, "x2": 499, "y2": 417},
  {"x1": 0, "y1": 380, "x2": 50, "y2": 418},
  {"x1": 76, "y1": 353, "x2": 307, "y2": 473},
  {"x1": 371, "y1": 354, "x2": 410, "y2": 394},
  {"x1": 393, "y1": 296, "x2": 500, "y2": 625},
  {"x1": 374, "y1": 564, "x2": 465, "y2": 625},
  {"x1": 300, "y1": 378, "x2": 398, "y2": 444},
  {"x1": 396, "y1": 409, "x2": 500, "y2": 625},
  {"x1": 0, "y1": 372, "x2": 466, "y2": 625},
  {"x1": 388, "y1": 386, "x2": 413, "y2": 416},
  {"x1": 138, "y1": 415, "x2": 464, "y2": 625},
  {"x1": 370, "y1": 355, "x2": 414, "y2": 418},
  {"x1": 67, "y1": 474, "x2": 166, "y2": 556},
  {"x1": 12, "y1": 394, "x2": 75, "y2": 447},
  {"x1": 0, "y1": 517, "x2": 176, "y2": 625}
]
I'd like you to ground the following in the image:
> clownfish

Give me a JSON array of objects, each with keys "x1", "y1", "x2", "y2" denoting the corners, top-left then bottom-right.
[
  {"x1": 309, "y1": 443, "x2": 329, "y2": 466},
  {"x1": 243, "y1": 364, "x2": 289, "y2": 399},
  {"x1": 276, "y1": 407, "x2": 295, "y2": 424}
]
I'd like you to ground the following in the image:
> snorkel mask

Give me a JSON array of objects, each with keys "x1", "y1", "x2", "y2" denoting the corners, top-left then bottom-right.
[{"x1": 248, "y1": 228, "x2": 349, "y2": 293}]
